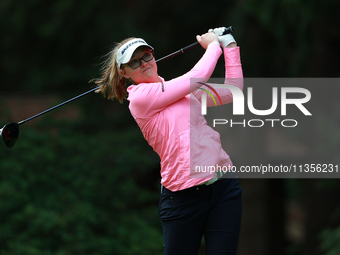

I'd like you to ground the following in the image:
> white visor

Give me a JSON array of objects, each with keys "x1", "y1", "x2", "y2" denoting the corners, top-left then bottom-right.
[{"x1": 116, "y1": 38, "x2": 154, "y2": 68}]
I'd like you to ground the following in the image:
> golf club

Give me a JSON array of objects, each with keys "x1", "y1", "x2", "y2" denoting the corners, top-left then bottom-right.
[{"x1": 1, "y1": 26, "x2": 234, "y2": 149}]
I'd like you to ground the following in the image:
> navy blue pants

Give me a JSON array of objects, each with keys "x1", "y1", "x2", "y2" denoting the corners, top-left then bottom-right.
[{"x1": 158, "y1": 178, "x2": 243, "y2": 255}]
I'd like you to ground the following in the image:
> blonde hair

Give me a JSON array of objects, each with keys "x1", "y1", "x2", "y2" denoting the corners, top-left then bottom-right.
[{"x1": 93, "y1": 37, "x2": 135, "y2": 103}]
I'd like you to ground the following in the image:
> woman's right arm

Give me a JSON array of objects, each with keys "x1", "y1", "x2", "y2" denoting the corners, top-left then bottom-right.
[{"x1": 128, "y1": 34, "x2": 222, "y2": 117}]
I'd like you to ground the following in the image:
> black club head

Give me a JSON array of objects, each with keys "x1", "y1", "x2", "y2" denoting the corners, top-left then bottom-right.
[{"x1": 1, "y1": 123, "x2": 19, "y2": 148}]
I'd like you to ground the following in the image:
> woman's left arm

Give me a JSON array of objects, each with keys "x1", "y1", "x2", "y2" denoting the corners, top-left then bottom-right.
[{"x1": 224, "y1": 44, "x2": 243, "y2": 78}]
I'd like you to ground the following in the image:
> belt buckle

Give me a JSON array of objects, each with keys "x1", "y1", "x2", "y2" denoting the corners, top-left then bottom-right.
[{"x1": 204, "y1": 176, "x2": 218, "y2": 186}]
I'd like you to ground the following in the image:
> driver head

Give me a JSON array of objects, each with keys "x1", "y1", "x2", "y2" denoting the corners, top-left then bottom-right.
[{"x1": 1, "y1": 123, "x2": 19, "y2": 148}]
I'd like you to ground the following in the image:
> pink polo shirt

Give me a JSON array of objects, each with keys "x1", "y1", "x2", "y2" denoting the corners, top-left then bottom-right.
[{"x1": 127, "y1": 42, "x2": 243, "y2": 191}]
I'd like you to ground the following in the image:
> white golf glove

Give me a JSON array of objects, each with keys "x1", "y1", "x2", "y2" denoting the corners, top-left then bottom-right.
[{"x1": 208, "y1": 27, "x2": 236, "y2": 48}]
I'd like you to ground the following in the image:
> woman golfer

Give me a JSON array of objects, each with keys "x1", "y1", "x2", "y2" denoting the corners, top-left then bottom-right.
[{"x1": 95, "y1": 27, "x2": 243, "y2": 255}]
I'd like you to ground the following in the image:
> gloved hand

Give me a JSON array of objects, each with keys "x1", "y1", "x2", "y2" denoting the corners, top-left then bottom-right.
[{"x1": 208, "y1": 27, "x2": 236, "y2": 48}]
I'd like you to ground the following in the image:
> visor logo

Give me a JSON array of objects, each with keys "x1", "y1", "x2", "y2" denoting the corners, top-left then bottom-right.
[{"x1": 121, "y1": 40, "x2": 145, "y2": 55}]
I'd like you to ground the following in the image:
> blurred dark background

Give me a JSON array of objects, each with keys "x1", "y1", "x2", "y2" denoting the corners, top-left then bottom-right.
[{"x1": 1, "y1": 0, "x2": 340, "y2": 254}]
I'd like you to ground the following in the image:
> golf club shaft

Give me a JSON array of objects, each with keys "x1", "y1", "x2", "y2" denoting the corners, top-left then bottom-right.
[
  {"x1": 155, "y1": 42, "x2": 199, "y2": 63},
  {"x1": 16, "y1": 48, "x2": 178, "y2": 125},
  {"x1": 18, "y1": 88, "x2": 97, "y2": 125},
  {"x1": 17, "y1": 26, "x2": 234, "y2": 125},
  {"x1": 156, "y1": 26, "x2": 234, "y2": 63},
  {"x1": 16, "y1": 43, "x2": 183, "y2": 125}
]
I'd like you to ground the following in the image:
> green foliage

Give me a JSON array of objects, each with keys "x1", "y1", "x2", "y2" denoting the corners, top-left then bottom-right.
[
  {"x1": 319, "y1": 227, "x2": 340, "y2": 255},
  {"x1": 0, "y1": 117, "x2": 163, "y2": 255}
]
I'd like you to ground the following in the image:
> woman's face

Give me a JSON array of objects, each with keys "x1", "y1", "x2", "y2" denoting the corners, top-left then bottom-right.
[{"x1": 119, "y1": 47, "x2": 160, "y2": 84}]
